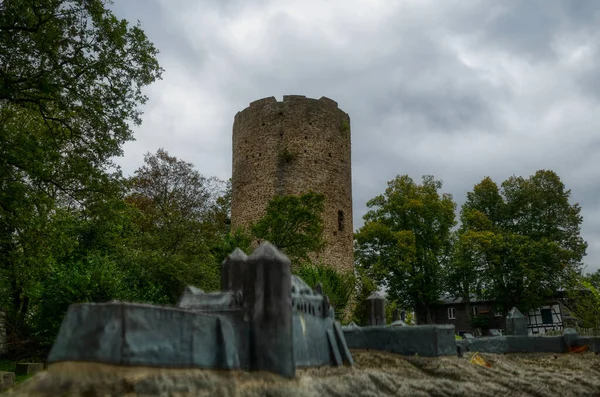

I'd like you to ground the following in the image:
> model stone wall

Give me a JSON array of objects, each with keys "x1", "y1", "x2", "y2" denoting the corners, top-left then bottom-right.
[
  {"x1": 231, "y1": 95, "x2": 354, "y2": 272},
  {"x1": 48, "y1": 243, "x2": 354, "y2": 378}
]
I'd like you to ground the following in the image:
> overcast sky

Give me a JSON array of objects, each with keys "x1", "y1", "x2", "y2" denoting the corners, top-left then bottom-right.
[{"x1": 111, "y1": 0, "x2": 600, "y2": 272}]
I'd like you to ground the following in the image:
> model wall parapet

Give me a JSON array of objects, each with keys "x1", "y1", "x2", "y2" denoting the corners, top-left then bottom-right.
[{"x1": 342, "y1": 323, "x2": 458, "y2": 357}]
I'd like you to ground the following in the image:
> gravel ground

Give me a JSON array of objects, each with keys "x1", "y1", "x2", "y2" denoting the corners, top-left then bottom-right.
[{"x1": 5, "y1": 349, "x2": 600, "y2": 397}]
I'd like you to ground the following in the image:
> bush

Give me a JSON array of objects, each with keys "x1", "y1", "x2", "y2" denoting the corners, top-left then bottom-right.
[
  {"x1": 349, "y1": 269, "x2": 377, "y2": 325},
  {"x1": 34, "y1": 253, "x2": 139, "y2": 346},
  {"x1": 295, "y1": 263, "x2": 355, "y2": 315}
]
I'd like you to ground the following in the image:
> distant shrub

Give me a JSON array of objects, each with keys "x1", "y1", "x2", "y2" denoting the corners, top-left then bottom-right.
[{"x1": 295, "y1": 262, "x2": 355, "y2": 315}]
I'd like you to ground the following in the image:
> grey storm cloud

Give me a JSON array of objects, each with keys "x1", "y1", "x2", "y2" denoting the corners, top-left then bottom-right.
[{"x1": 110, "y1": 0, "x2": 600, "y2": 272}]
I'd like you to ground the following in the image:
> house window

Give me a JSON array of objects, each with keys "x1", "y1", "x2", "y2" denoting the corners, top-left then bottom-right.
[
  {"x1": 541, "y1": 308, "x2": 553, "y2": 324},
  {"x1": 472, "y1": 306, "x2": 478, "y2": 316},
  {"x1": 448, "y1": 307, "x2": 456, "y2": 319},
  {"x1": 338, "y1": 210, "x2": 344, "y2": 231},
  {"x1": 494, "y1": 306, "x2": 503, "y2": 317}
]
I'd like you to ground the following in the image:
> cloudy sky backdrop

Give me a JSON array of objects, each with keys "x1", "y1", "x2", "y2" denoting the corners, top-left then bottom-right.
[{"x1": 111, "y1": 0, "x2": 600, "y2": 272}]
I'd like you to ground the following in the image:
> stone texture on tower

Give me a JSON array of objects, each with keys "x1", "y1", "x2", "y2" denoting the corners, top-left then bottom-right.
[{"x1": 231, "y1": 95, "x2": 354, "y2": 272}]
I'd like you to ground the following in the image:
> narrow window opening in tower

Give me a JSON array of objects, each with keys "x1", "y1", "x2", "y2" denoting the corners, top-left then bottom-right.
[{"x1": 338, "y1": 210, "x2": 344, "y2": 231}]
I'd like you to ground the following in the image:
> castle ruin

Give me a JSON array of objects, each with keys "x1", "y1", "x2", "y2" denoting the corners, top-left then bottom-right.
[{"x1": 231, "y1": 95, "x2": 354, "y2": 272}]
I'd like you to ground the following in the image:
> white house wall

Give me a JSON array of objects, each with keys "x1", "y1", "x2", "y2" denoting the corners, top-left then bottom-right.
[{"x1": 527, "y1": 304, "x2": 563, "y2": 335}]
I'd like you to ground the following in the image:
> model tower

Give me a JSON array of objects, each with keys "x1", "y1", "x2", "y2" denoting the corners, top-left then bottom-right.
[{"x1": 231, "y1": 95, "x2": 354, "y2": 272}]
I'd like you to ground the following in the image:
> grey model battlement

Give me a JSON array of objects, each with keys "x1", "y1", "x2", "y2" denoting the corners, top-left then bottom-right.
[
  {"x1": 178, "y1": 287, "x2": 242, "y2": 311},
  {"x1": 344, "y1": 297, "x2": 600, "y2": 358},
  {"x1": 47, "y1": 242, "x2": 352, "y2": 378},
  {"x1": 339, "y1": 291, "x2": 458, "y2": 357},
  {"x1": 457, "y1": 329, "x2": 600, "y2": 355},
  {"x1": 343, "y1": 323, "x2": 458, "y2": 357},
  {"x1": 454, "y1": 306, "x2": 600, "y2": 355}
]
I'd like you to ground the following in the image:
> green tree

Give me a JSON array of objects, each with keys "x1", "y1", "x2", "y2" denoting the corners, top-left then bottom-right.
[
  {"x1": 585, "y1": 269, "x2": 600, "y2": 290},
  {"x1": 452, "y1": 171, "x2": 588, "y2": 313},
  {"x1": 210, "y1": 226, "x2": 253, "y2": 274},
  {"x1": 443, "y1": 178, "x2": 504, "y2": 320},
  {"x1": 355, "y1": 175, "x2": 457, "y2": 323},
  {"x1": 2, "y1": 196, "x2": 155, "y2": 356},
  {"x1": 565, "y1": 273, "x2": 600, "y2": 331},
  {"x1": 125, "y1": 149, "x2": 227, "y2": 301},
  {"x1": 348, "y1": 267, "x2": 377, "y2": 326},
  {"x1": 251, "y1": 192, "x2": 326, "y2": 265},
  {"x1": 295, "y1": 262, "x2": 355, "y2": 316},
  {"x1": 0, "y1": 0, "x2": 162, "y2": 350},
  {"x1": 0, "y1": 0, "x2": 162, "y2": 207},
  {"x1": 445, "y1": 229, "x2": 494, "y2": 321}
]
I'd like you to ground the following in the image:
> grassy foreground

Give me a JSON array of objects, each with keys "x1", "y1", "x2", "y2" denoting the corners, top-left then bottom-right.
[{"x1": 4, "y1": 350, "x2": 600, "y2": 396}]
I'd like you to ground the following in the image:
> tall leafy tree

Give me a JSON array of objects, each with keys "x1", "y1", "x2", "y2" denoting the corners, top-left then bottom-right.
[
  {"x1": 251, "y1": 191, "x2": 326, "y2": 265},
  {"x1": 451, "y1": 171, "x2": 588, "y2": 313},
  {"x1": 502, "y1": 170, "x2": 587, "y2": 271},
  {"x1": 444, "y1": 178, "x2": 504, "y2": 321},
  {"x1": 355, "y1": 175, "x2": 457, "y2": 323},
  {"x1": 125, "y1": 149, "x2": 227, "y2": 300},
  {"x1": 1, "y1": 0, "x2": 162, "y2": 200},
  {"x1": 0, "y1": 0, "x2": 162, "y2": 347},
  {"x1": 445, "y1": 229, "x2": 493, "y2": 321}
]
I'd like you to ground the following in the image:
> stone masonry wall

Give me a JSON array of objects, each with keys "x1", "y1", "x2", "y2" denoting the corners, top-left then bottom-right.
[{"x1": 231, "y1": 95, "x2": 354, "y2": 273}]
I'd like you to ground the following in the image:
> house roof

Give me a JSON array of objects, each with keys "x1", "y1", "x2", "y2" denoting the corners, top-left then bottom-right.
[
  {"x1": 438, "y1": 290, "x2": 572, "y2": 306},
  {"x1": 439, "y1": 294, "x2": 493, "y2": 305}
]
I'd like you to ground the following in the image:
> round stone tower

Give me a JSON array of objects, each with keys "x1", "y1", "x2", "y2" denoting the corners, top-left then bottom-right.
[{"x1": 231, "y1": 95, "x2": 354, "y2": 272}]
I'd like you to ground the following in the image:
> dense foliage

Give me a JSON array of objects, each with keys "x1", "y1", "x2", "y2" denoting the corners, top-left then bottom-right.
[
  {"x1": 0, "y1": 0, "x2": 163, "y2": 357},
  {"x1": 565, "y1": 276, "x2": 600, "y2": 331},
  {"x1": 445, "y1": 171, "x2": 587, "y2": 316},
  {"x1": 251, "y1": 191, "x2": 326, "y2": 265},
  {"x1": 354, "y1": 175, "x2": 457, "y2": 323},
  {"x1": 348, "y1": 267, "x2": 377, "y2": 326},
  {"x1": 295, "y1": 262, "x2": 355, "y2": 316},
  {"x1": 356, "y1": 171, "x2": 590, "y2": 326},
  {"x1": 125, "y1": 149, "x2": 229, "y2": 301}
]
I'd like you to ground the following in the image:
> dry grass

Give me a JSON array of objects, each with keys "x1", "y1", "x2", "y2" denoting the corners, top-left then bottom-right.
[{"x1": 5, "y1": 350, "x2": 600, "y2": 396}]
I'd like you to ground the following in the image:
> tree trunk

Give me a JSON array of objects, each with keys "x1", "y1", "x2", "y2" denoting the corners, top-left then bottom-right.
[
  {"x1": 464, "y1": 301, "x2": 472, "y2": 322},
  {"x1": 18, "y1": 296, "x2": 29, "y2": 326},
  {"x1": 426, "y1": 305, "x2": 433, "y2": 324}
]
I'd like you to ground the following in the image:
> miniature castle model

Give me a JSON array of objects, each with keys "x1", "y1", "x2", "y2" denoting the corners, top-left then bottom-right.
[
  {"x1": 231, "y1": 95, "x2": 354, "y2": 272},
  {"x1": 47, "y1": 243, "x2": 353, "y2": 378}
]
